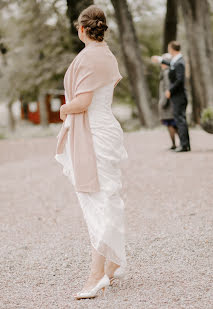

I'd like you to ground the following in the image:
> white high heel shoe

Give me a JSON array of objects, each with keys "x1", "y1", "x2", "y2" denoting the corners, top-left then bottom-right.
[
  {"x1": 109, "y1": 267, "x2": 127, "y2": 287},
  {"x1": 74, "y1": 274, "x2": 110, "y2": 299}
]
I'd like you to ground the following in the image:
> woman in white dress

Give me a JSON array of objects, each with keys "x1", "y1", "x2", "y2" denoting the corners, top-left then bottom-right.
[{"x1": 55, "y1": 5, "x2": 128, "y2": 299}]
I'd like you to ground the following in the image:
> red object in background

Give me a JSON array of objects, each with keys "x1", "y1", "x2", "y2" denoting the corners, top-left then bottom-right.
[
  {"x1": 21, "y1": 92, "x2": 65, "y2": 124},
  {"x1": 28, "y1": 102, "x2": 40, "y2": 124},
  {"x1": 47, "y1": 94, "x2": 66, "y2": 123}
]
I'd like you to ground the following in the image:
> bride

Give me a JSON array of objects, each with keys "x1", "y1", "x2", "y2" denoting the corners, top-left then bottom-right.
[{"x1": 55, "y1": 4, "x2": 128, "y2": 299}]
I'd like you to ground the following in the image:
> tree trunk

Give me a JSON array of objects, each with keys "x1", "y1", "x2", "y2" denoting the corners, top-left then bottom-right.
[
  {"x1": 8, "y1": 100, "x2": 15, "y2": 132},
  {"x1": 180, "y1": 0, "x2": 213, "y2": 123},
  {"x1": 163, "y1": 0, "x2": 178, "y2": 53},
  {"x1": 67, "y1": 0, "x2": 94, "y2": 53},
  {"x1": 39, "y1": 93, "x2": 48, "y2": 127},
  {"x1": 111, "y1": 0, "x2": 155, "y2": 128}
]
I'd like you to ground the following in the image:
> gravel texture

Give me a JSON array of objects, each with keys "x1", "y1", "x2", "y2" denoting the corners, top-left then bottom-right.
[{"x1": 0, "y1": 127, "x2": 213, "y2": 309}]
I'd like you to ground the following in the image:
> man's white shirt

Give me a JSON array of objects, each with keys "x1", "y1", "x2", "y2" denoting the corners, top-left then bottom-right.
[
  {"x1": 170, "y1": 53, "x2": 183, "y2": 67},
  {"x1": 157, "y1": 53, "x2": 182, "y2": 67}
]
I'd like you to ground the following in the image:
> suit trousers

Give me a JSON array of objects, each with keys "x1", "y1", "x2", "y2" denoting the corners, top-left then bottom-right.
[{"x1": 173, "y1": 98, "x2": 190, "y2": 148}]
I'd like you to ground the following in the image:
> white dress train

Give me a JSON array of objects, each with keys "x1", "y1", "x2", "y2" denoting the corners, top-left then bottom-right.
[{"x1": 55, "y1": 81, "x2": 128, "y2": 267}]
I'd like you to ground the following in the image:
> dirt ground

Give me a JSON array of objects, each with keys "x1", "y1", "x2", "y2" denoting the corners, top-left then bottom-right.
[{"x1": 0, "y1": 127, "x2": 213, "y2": 309}]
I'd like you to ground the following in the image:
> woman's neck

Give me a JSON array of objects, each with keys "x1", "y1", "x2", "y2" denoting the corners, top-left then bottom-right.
[{"x1": 84, "y1": 38, "x2": 105, "y2": 47}]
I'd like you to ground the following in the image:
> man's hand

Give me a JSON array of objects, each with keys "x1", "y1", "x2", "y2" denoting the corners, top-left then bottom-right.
[
  {"x1": 165, "y1": 90, "x2": 171, "y2": 99},
  {"x1": 60, "y1": 105, "x2": 67, "y2": 121}
]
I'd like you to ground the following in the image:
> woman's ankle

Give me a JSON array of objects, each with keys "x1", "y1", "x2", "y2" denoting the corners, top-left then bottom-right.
[
  {"x1": 89, "y1": 269, "x2": 105, "y2": 280},
  {"x1": 105, "y1": 261, "x2": 120, "y2": 277},
  {"x1": 106, "y1": 261, "x2": 120, "y2": 269}
]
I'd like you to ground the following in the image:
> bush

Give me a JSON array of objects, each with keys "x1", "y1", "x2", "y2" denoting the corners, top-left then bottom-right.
[{"x1": 200, "y1": 107, "x2": 213, "y2": 134}]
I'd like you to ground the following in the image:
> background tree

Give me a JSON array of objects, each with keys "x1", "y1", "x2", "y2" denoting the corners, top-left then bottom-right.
[
  {"x1": 180, "y1": 0, "x2": 213, "y2": 123},
  {"x1": 67, "y1": 0, "x2": 94, "y2": 53},
  {"x1": 0, "y1": 0, "x2": 73, "y2": 129},
  {"x1": 163, "y1": 0, "x2": 178, "y2": 53},
  {"x1": 111, "y1": 0, "x2": 156, "y2": 128}
]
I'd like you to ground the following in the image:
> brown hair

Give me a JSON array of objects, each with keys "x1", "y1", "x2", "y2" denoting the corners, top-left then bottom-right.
[
  {"x1": 168, "y1": 41, "x2": 181, "y2": 51},
  {"x1": 74, "y1": 5, "x2": 108, "y2": 42}
]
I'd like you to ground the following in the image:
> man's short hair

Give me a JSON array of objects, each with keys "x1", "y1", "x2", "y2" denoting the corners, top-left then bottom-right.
[{"x1": 168, "y1": 41, "x2": 181, "y2": 51}]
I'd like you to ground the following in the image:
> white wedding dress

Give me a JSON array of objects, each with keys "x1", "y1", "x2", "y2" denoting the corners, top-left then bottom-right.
[{"x1": 55, "y1": 81, "x2": 128, "y2": 267}]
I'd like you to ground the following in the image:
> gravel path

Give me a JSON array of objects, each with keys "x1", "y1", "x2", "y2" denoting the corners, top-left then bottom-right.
[{"x1": 0, "y1": 127, "x2": 213, "y2": 309}]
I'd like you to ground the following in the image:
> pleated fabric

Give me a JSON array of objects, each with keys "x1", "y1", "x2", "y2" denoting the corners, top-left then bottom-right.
[{"x1": 55, "y1": 82, "x2": 128, "y2": 267}]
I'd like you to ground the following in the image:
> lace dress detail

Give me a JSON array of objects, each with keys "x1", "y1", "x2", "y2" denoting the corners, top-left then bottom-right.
[{"x1": 55, "y1": 81, "x2": 128, "y2": 267}]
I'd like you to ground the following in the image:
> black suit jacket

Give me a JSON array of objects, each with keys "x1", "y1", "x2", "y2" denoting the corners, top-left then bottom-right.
[{"x1": 162, "y1": 56, "x2": 187, "y2": 106}]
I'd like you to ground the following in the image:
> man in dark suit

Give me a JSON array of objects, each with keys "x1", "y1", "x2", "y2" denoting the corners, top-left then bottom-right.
[{"x1": 152, "y1": 41, "x2": 191, "y2": 152}]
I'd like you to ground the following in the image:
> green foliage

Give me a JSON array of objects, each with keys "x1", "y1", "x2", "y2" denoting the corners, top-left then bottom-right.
[
  {"x1": 132, "y1": 0, "x2": 164, "y2": 100},
  {"x1": 0, "y1": 0, "x2": 165, "y2": 106},
  {"x1": 0, "y1": 0, "x2": 73, "y2": 103},
  {"x1": 0, "y1": 133, "x2": 5, "y2": 139},
  {"x1": 201, "y1": 107, "x2": 213, "y2": 123},
  {"x1": 200, "y1": 107, "x2": 213, "y2": 134},
  {"x1": 146, "y1": 63, "x2": 160, "y2": 99},
  {"x1": 113, "y1": 76, "x2": 134, "y2": 105}
]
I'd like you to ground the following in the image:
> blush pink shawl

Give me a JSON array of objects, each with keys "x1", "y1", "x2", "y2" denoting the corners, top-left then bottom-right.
[{"x1": 55, "y1": 40, "x2": 122, "y2": 193}]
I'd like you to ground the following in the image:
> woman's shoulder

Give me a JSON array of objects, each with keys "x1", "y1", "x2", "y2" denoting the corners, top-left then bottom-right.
[
  {"x1": 80, "y1": 46, "x2": 116, "y2": 68},
  {"x1": 83, "y1": 42, "x2": 115, "y2": 58}
]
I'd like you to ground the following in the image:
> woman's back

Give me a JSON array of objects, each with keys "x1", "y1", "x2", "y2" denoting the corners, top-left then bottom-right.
[{"x1": 87, "y1": 82, "x2": 122, "y2": 131}]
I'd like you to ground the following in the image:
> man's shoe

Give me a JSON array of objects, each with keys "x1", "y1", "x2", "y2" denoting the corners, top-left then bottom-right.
[
  {"x1": 169, "y1": 145, "x2": 176, "y2": 150},
  {"x1": 175, "y1": 145, "x2": 190, "y2": 152}
]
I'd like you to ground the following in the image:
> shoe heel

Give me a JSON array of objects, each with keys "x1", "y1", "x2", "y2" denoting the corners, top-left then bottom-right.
[{"x1": 109, "y1": 278, "x2": 114, "y2": 286}]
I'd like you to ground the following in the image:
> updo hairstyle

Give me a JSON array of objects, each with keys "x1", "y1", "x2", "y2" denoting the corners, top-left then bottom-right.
[{"x1": 74, "y1": 5, "x2": 108, "y2": 42}]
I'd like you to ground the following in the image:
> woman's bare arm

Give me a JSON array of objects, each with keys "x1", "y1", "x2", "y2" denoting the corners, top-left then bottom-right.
[{"x1": 60, "y1": 92, "x2": 94, "y2": 116}]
